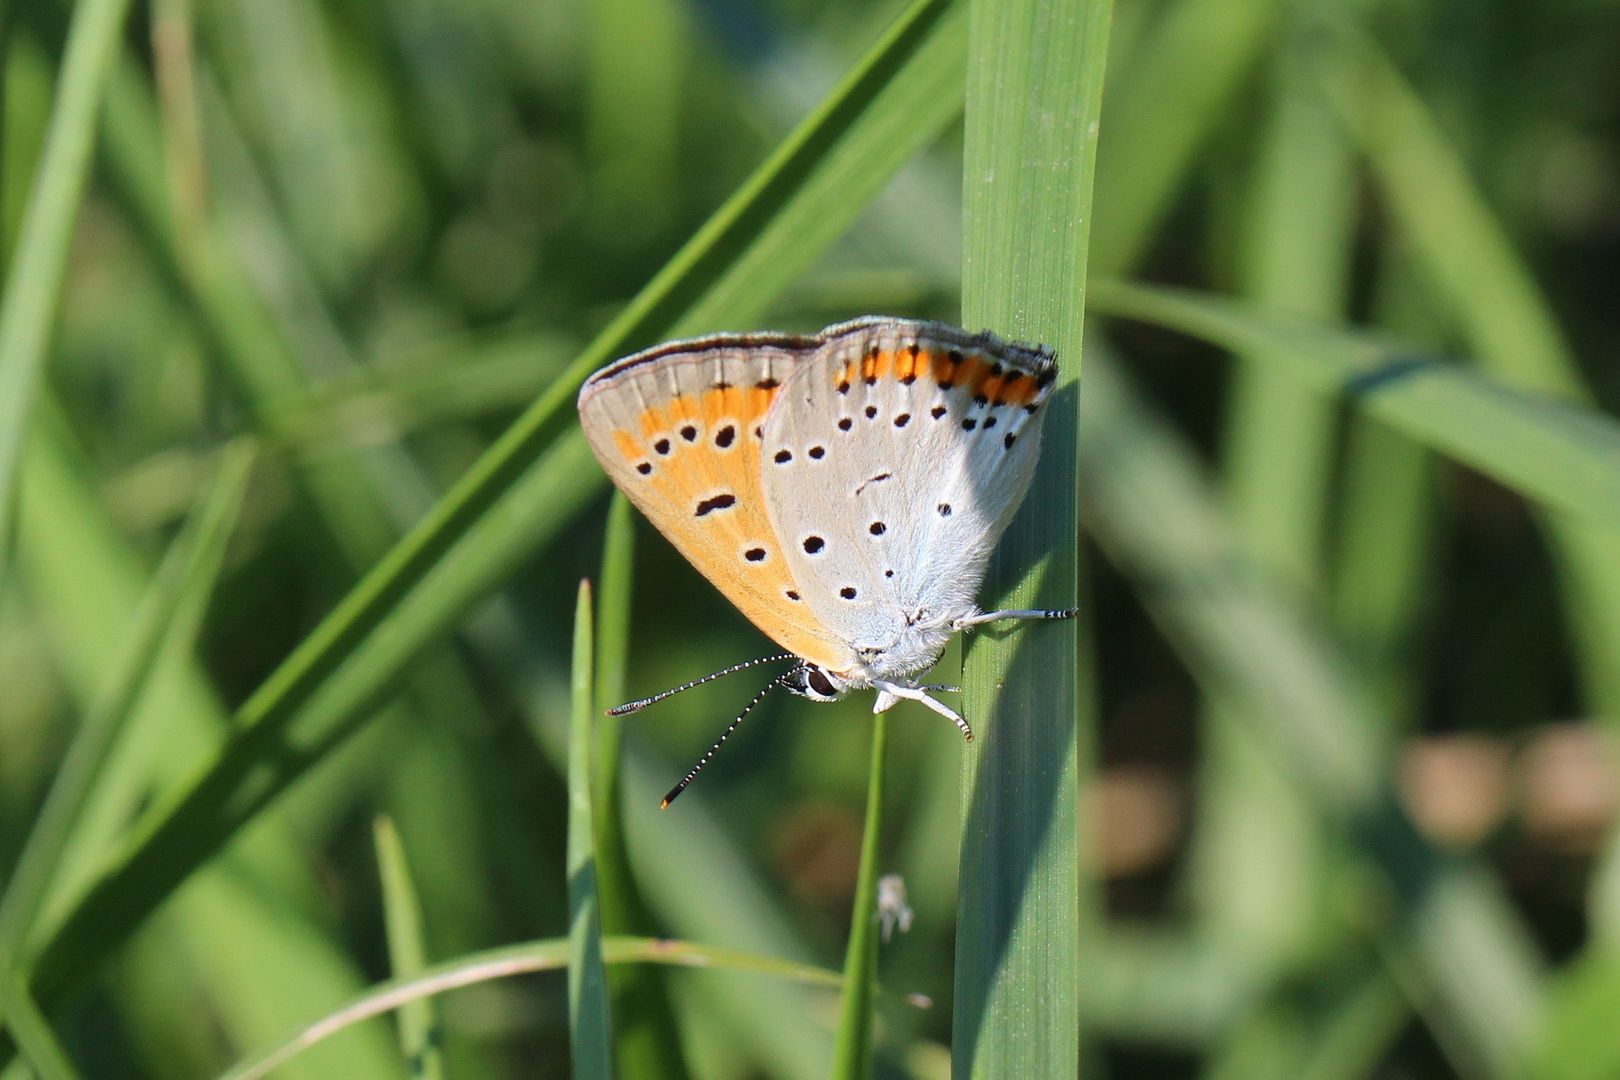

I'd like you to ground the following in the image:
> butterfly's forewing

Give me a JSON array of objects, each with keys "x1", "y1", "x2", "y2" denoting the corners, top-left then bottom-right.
[
  {"x1": 761, "y1": 319, "x2": 1055, "y2": 663},
  {"x1": 578, "y1": 336, "x2": 851, "y2": 670}
]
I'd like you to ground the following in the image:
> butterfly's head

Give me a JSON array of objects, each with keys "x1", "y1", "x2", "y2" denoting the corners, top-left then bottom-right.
[{"x1": 786, "y1": 663, "x2": 852, "y2": 703}]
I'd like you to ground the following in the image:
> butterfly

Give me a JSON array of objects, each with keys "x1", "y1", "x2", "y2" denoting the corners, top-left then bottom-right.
[{"x1": 576, "y1": 316, "x2": 1074, "y2": 804}]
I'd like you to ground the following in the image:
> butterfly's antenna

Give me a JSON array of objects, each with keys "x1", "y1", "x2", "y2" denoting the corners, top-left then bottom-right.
[
  {"x1": 661, "y1": 673, "x2": 792, "y2": 809},
  {"x1": 606, "y1": 654, "x2": 796, "y2": 716}
]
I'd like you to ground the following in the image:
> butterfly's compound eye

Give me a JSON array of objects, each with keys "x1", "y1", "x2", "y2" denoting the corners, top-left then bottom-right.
[{"x1": 797, "y1": 665, "x2": 839, "y2": 701}]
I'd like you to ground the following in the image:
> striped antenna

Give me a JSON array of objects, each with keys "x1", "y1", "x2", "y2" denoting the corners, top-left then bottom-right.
[
  {"x1": 661, "y1": 672, "x2": 794, "y2": 809},
  {"x1": 606, "y1": 654, "x2": 796, "y2": 716}
]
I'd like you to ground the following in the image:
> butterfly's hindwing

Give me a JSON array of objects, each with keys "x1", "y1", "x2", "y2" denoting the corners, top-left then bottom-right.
[{"x1": 578, "y1": 338, "x2": 851, "y2": 669}]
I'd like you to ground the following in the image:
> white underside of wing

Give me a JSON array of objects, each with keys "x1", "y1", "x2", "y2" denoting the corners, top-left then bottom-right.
[{"x1": 761, "y1": 323, "x2": 1047, "y2": 684}]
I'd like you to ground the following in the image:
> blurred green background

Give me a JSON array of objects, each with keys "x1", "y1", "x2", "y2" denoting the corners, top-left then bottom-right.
[{"x1": 2, "y1": 0, "x2": 1620, "y2": 1076}]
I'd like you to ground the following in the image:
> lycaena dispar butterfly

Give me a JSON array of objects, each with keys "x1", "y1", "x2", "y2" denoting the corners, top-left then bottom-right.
[{"x1": 577, "y1": 316, "x2": 1075, "y2": 805}]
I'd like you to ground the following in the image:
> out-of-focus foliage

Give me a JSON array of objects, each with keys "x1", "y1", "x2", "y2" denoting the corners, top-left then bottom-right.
[{"x1": 1, "y1": 0, "x2": 1619, "y2": 1075}]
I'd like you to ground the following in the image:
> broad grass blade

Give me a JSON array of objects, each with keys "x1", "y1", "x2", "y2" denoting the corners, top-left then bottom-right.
[{"x1": 955, "y1": 0, "x2": 1111, "y2": 1074}]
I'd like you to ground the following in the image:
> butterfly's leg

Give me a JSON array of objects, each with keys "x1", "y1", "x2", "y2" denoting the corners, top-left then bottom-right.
[
  {"x1": 872, "y1": 680, "x2": 975, "y2": 741},
  {"x1": 952, "y1": 607, "x2": 1079, "y2": 630}
]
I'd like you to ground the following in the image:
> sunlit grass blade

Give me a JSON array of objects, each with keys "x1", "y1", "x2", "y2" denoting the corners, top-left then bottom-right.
[
  {"x1": 830, "y1": 710, "x2": 889, "y2": 1080},
  {"x1": 217, "y1": 936, "x2": 847, "y2": 1080},
  {"x1": 372, "y1": 817, "x2": 441, "y2": 1080},
  {"x1": 14, "y1": 410, "x2": 399, "y2": 1080},
  {"x1": 954, "y1": 0, "x2": 1110, "y2": 1074},
  {"x1": 0, "y1": 438, "x2": 253, "y2": 963},
  {"x1": 569, "y1": 580, "x2": 612, "y2": 1080},
  {"x1": 11, "y1": 0, "x2": 974, "y2": 1034},
  {"x1": 0, "y1": 0, "x2": 136, "y2": 583},
  {"x1": 22, "y1": 425, "x2": 600, "y2": 1024},
  {"x1": 1092, "y1": 282, "x2": 1620, "y2": 538},
  {"x1": 1078, "y1": 348, "x2": 1546, "y2": 1077}
]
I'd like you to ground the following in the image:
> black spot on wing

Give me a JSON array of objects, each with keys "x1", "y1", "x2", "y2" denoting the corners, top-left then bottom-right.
[{"x1": 695, "y1": 494, "x2": 736, "y2": 517}]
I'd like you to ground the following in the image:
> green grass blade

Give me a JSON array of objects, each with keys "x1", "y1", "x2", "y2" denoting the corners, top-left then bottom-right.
[
  {"x1": 830, "y1": 709, "x2": 889, "y2": 1080},
  {"x1": 593, "y1": 493, "x2": 692, "y2": 1080},
  {"x1": 14, "y1": 410, "x2": 400, "y2": 1080},
  {"x1": 372, "y1": 817, "x2": 441, "y2": 1080},
  {"x1": 569, "y1": 580, "x2": 612, "y2": 1080},
  {"x1": 0, "y1": 974, "x2": 81, "y2": 1080},
  {"x1": 0, "y1": 0, "x2": 135, "y2": 582},
  {"x1": 218, "y1": 936, "x2": 847, "y2": 1080},
  {"x1": 1093, "y1": 282, "x2": 1620, "y2": 539},
  {"x1": 20, "y1": 425, "x2": 598, "y2": 1021},
  {"x1": 12, "y1": 0, "x2": 974, "y2": 1031},
  {"x1": 954, "y1": 0, "x2": 1110, "y2": 1073},
  {"x1": 0, "y1": 438, "x2": 253, "y2": 962}
]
